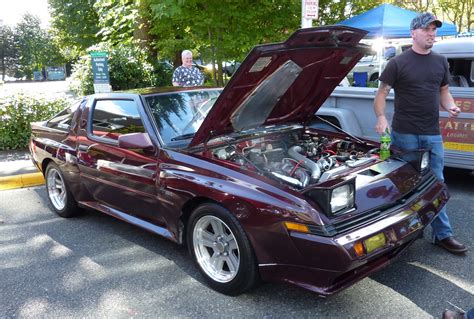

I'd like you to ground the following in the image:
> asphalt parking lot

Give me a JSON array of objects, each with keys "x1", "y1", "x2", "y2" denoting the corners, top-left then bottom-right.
[{"x1": 0, "y1": 167, "x2": 472, "y2": 318}]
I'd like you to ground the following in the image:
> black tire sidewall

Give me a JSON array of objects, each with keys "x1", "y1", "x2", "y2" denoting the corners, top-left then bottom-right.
[{"x1": 187, "y1": 203, "x2": 258, "y2": 295}]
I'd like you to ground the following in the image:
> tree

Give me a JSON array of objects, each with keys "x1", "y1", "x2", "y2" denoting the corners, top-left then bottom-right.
[
  {"x1": 390, "y1": 0, "x2": 473, "y2": 32},
  {"x1": 438, "y1": 0, "x2": 474, "y2": 32},
  {"x1": 390, "y1": 0, "x2": 435, "y2": 12},
  {"x1": 48, "y1": 0, "x2": 102, "y2": 53},
  {"x1": 14, "y1": 14, "x2": 47, "y2": 78},
  {"x1": 94, "y1": 0, "x2": 139, "y2": 45},
  {"x1": 0, "y1": 25, "x2": 17, "y2": 81},
  {"x1": 14, "y1": 13, "x2": 66, "y2": 79},
  {"x1": 148, "y1": 0, "x2": 301, "y2": 86},
  {"x1": 94, "y1": 0, "x2": 158, "y2": 63},
  {"x1": 317, "y1": 0, "x2": 384, "y2": 26}
]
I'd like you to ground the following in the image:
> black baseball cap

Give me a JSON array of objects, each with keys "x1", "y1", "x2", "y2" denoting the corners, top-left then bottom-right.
[{"x1": 410, "y1": 13, "x2": 442, "y2": 30}]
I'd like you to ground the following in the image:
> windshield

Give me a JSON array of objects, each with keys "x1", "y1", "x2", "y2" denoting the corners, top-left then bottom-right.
[{"x1": 144, "y1": 89, "x2": 222, "y2": 145}]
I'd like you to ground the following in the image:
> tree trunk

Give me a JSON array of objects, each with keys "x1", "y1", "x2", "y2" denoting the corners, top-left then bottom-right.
[
  {"x1": 134, "y1": 0, "x2": 159, "y2": 64},
  {"x1": 208, "y1": 27, "x2": 218, "y2": 86}
]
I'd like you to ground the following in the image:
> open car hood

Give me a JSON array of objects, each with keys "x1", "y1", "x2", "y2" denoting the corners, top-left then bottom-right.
[{"x1": 190, "y1": 26, "x2": 370, "y2": 147}]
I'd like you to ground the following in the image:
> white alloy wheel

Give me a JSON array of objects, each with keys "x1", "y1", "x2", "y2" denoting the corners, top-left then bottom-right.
[
  {"x1": 46, "y1": 166, "x2": 67, "y2": 211},
  {"x1": 192, "y1": 215, "x2": 240, "y2": 283}
]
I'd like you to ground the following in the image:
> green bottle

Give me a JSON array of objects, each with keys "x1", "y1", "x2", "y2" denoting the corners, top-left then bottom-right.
[{"x1": 380, "y1": 130, "x2": 391, "y2": 160}]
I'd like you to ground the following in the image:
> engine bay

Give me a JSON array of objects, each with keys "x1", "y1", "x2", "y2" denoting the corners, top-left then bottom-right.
[{"x1": 210, "y1": 130, "x2": 380, "y2": 188}]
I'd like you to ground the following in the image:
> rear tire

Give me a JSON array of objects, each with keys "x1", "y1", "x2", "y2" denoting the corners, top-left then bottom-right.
[
  {"x1": 187, "y1": 203, "x2": 259, "y2": 295},
  {"x1": 45, "y1": 162, "x2": 79, "y2": 218},
  {"x1": 370, "y1": 73, "x2": 379, "y2": 82}
]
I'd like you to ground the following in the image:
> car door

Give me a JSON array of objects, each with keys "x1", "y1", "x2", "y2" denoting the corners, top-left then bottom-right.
[{"x1": 76, "y1": 96, "x2": 166, "y2": 227}]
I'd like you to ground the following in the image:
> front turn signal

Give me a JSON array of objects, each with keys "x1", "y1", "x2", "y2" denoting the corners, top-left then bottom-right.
[
  {"x1": 353, "y1": 241, "x2": 366, "y2": 257},
  {"x1": 284, "y1": 222, "x2": 311, "y2": 234}
]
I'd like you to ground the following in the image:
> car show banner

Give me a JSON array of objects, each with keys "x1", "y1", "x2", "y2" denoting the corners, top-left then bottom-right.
[{"x1": 90, "y1": 51, "x2": 111, "y2": 93}]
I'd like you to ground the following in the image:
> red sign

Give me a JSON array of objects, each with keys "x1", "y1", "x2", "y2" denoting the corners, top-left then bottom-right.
[
  {"x1": 455, "y1": 97, "x2": 474, "y2": 113},
  {"x1": 439, "y1": 98, "x2": 474, "y2": 152},
  {"x1": 440, "y1": 118, "x2": 474, "y2": 143}
]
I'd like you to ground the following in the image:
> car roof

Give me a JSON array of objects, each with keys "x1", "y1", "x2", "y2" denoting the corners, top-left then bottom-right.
[
  {"x1": 432, "y1": 37, "x2": 474, "y2": 57},
  {"x1": 127, "y1": 86, "x2": 221, "y2": 96},
  {"x1": 88, "y1": 87, "x2": 222, "y2": 99}
]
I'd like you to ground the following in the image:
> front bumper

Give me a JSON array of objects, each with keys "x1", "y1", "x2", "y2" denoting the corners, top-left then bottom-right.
[{"x1": 258, "y1": 178, "x2": 449, "y2": 296}]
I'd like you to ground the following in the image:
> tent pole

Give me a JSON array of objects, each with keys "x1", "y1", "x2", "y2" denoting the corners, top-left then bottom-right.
[{"x1": 378, "y1": 37, "x2": 384, "y2": 88}]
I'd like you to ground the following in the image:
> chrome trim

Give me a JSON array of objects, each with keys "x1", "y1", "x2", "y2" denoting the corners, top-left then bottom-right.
[
  {"x1": 96, "y1": 159, "x2": 155, "y2": 179},
  {"x1": 258, "y1": 263, "x2": 278, "y2": 267},
  {"x1": 335, "y1": 210, "x2": 416, "y2": 246},
  {"x1": 65, "y1": 153, "x2": 78, "y2": 165}
]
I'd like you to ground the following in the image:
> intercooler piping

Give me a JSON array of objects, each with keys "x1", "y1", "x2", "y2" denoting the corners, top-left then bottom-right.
[{"x1": 288, "y1": 145, "x2": 321, "y2": 181}]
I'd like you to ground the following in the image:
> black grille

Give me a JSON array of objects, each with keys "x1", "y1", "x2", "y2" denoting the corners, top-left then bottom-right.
[{"x1": 309, "y1": 174, "x2": 438, "y2": 237}]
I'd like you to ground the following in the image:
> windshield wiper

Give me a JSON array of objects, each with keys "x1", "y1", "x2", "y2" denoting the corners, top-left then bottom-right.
[{"x1": 171, "y1": 133, "x2": 195, "y2": 141}]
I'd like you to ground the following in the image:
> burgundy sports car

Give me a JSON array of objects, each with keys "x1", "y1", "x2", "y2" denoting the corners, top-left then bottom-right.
[{"x1": 30, "y1": 26, "x2": 449, "y2": 296}]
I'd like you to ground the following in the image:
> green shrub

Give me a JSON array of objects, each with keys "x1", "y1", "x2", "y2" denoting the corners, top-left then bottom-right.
[
  {"x1": 69, "y1": 43, "x2": 173, "y2": 96},
  {"x1": 0, "y1": 94, "x2": 69, "y2": 150},
  {"x1": 69, "y1": 55, "x2": 94, "y2": 96}
]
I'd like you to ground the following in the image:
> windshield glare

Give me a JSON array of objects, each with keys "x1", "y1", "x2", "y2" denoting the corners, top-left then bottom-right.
[{"x1": 145, "y1": 89, "x2": 221, "y2": 145}]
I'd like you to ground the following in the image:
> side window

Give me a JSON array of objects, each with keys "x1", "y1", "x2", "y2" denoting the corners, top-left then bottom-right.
[
  {"x1": 90, "y1": 99, "x2": 145, "y2": 141},
  {"x1": 471, "y1": 61, "x2": 474, "y2": 83},
  {"x1": 400, "y1": 44, "x2": 412, "y2": 53},
  {"x1": 46, "y1": 101, "x2": 80, "y2": 131}
]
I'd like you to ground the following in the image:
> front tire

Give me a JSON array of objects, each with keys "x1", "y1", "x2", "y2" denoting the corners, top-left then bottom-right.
[
  {"x1": 45, "y1": 162, "x2": 79, "y2": 218},
  {"x1": 187, "y1": 203, "x2": 259, "y2": 295}
]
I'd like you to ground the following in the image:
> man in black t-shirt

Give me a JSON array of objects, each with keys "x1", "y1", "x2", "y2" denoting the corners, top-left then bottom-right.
[{"x1": 373, "y1": 13, "x2": 467, "y2": 254}]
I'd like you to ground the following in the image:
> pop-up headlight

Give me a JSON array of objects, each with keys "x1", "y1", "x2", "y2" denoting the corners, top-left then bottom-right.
[
  {"x1": 304, "y1": 177, "x2": 356, "y2": 216},
  {"x1": 396, "y1": 149, "x2": 431, "y2": 174},
  {"x1": 420, "y1": 151, "x2": 430, "y2": 172},
  {"x1": 331, "y1": 184, "x2": 354, "y2": 213}
]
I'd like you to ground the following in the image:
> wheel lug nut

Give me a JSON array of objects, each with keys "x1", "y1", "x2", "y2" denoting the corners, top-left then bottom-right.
[{"x1": 223, "y1": 252, "x2": 228, "y2": 256}]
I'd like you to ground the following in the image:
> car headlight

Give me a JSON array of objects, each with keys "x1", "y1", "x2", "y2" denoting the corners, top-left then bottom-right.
[
  {"x1": 304, "y1": 178, "x2": 356, "y2": 216},
  {"x1": 396, "y1": 150, "x2": 430, "y2": 174},
  {"x1": 331, "y1": 184, "x2": 354, "y2": 213},
  {"x1": 420, "y1": 151, "x2": 430, "y2": 171}
]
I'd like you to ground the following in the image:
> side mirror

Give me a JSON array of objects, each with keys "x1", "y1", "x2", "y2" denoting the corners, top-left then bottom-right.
[{"x1": 118, "y1": 132, "x2": 155, "y2": 151}]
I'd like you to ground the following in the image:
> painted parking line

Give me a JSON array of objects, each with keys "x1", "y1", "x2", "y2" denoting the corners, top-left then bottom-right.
[{"x1": 0, "y1": 172, "x2": 44, "y2": 190}]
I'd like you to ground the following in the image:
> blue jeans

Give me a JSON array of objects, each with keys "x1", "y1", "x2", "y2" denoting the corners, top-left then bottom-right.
[
  {"x1": 468, "y1": 307, "x2": 474, "y2": 319},
  {"x1": 391, "y1": 131, "x2": 453, "y2": 241}
]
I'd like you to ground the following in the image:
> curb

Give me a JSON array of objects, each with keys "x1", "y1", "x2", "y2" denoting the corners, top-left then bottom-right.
[{"x1": 0, "y1": 172, "x2": 45, "y2": 190}]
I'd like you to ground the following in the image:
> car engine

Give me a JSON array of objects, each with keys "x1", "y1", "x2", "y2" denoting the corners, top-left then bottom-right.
[{"x1": 212, "y1": 132, "x2": 378, "y2": 188}]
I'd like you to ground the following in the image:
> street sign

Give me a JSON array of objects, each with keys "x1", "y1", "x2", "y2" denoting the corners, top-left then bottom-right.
[
  {"x1": 303, "y1": 0, "x2": 318, "y2": 19},
  {"x1": 90, "y1": 51, "x2": 111, "y2": 93}
]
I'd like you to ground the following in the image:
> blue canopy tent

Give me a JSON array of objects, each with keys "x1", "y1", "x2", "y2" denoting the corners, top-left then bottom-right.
[{"x1": 337, "y1": 3, "x2": 458, "y2": 38}]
